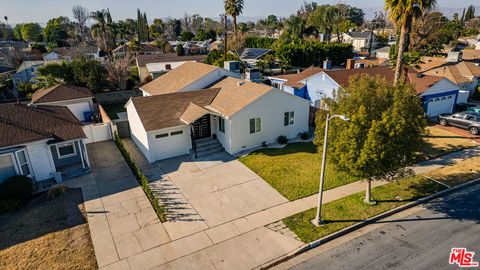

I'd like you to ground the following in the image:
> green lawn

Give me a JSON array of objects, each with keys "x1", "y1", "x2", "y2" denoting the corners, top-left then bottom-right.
[
  {"x1": 101, "y1": 103, "x2": 126, "y2": 120},
  {"x1": 283, "y1": 176, "x2": 446, "y2": 243},
  {"x1": 239, "y1": 142, "x2": 360, "y2": 201}
]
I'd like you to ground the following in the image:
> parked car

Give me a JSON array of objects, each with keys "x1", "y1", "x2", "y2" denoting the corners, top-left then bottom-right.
[{"x1": 439, "y1": 113, "x2": 480, "y2": 135}]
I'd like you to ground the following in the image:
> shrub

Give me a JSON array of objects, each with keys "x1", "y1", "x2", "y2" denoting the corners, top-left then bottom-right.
[
  {"x1": 0, "y1": 175, "x2": 34, "y2": 202},
  {"x1": 277, "y1": 135, "x2": 288, "y2": 145},
  {"x1": 0, "y1": 175, "x2": 34, "y2": 213},
  {"x1": 299, "y1": 132, "x2": 311, "y2": 140},
  {"x1": 47, "y1": 185, "x2": 67, "y2": 198}
]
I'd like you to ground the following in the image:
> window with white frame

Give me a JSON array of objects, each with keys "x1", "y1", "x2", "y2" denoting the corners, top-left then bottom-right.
[
  {"x1": 56, "y1": 142, "x2": 77, "y2": 159},
  {"x1": 284, "y1": 111, "x2": 295, "y2": 126},
  {"x1": 15, "y1": 149, "x2": 31, "y2": 176},
  {"x1": 219, "y1": 118, "x2": 225, "y2": 133},
  {"x1": 249, "y1": 118, "x2": 261, "y2": 134}
]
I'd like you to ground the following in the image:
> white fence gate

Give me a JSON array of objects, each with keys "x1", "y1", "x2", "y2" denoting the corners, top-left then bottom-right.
[{"x1": 82, "y1": 123, "x2": 112, "y2": 144}]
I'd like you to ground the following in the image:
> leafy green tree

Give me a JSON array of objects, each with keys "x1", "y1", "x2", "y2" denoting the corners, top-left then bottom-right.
[
  {"x1": 180, "y1": 31, "x2": 194, "y2": 41},
  {"x1": 176, "y1": 44, "x2": 185, "y2": 56},
  {"x1": 13, "y1": 24, "x2": 23, "y2": 40},
  {"x1": 20, "y1": 23, "x2": 43, "y2": 42},
  {"x1": 314, "y1": 75, "x2": 426, "y2": 203},
  {"x1": 245, "y1": 36, "x2": 276, "y2": 48},
  {"x1": 35, "y1": 58, "x2": 107, "y2": 91},
  {"x1": 385, "y1": 0, "x2": 437, "y2": 85},
  {"x1": 224, "y1": 0, "x2": 244, "y2": 36},
  {"x1": 149, "y1": 18, "x2": 165, "y2": 39},
  {"x1": 276, "y1": 41, "x2": 353, "y2": 68},
  {"x1": 44, "y1": 16, "x2": 74, "y2": 47}
]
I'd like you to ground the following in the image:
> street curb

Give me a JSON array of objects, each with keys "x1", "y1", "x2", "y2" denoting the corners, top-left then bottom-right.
[{"x1": 259, "y1": 178, "x2": 480, "y2": 270}]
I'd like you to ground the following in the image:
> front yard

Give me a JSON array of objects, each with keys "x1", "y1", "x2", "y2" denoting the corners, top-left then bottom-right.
[
  {"x1": 239, "y1": 142, "x2": 360, "y2": 201},
  {"x1": 283, "y1": 154, "x2": 480, "y2": 243},
  {"x1": 0, "y1": 188, "x2": 97, "y2": 270},
  {"x1": 239, "y1": 127, "x2": 478, "y2": 201}
]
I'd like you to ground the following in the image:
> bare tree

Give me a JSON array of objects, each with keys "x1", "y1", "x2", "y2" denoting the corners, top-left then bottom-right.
[
  {"x1": 72, "y1": 5, "x2": 90, "y2": 43},
  {"x1": 104, "y1": 54, "x2": 133, "y2": 90}
]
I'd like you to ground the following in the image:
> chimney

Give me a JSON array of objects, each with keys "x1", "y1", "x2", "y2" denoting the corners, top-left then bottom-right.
[
  {"x1": 323, "y1": 58, "x2": 332, "y2": 70},
  {"x1": 447, "y1": 51, "x2": 463, "y2": 63},
  {"x1": 346, "y1": 59, "x2": 355, "y2": 70}
]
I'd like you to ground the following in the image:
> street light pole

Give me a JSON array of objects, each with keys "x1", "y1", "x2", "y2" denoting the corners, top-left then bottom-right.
[{"x1": 314, "y1": 114, "x2": 349, "y2": 227}]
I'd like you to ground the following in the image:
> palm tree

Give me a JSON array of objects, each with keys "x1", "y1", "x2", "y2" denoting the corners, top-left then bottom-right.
[
  {"x1": 224, "y1": 0, "x2": 244, "y2": 36},
  {"x1": 91, "y1": 10, "x2": 109, "y2": 51},
  {"x1": 385, "y1": 0, "x2": 437, "y2": 85}
]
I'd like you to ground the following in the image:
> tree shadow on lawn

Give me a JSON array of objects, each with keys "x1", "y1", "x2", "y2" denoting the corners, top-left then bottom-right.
[
  {"x1": 246, "y1": 142, "x2": 317, "y2": 157},
  {"x1": 0, "y1": 188, "x2": 87, "y2": 250}
]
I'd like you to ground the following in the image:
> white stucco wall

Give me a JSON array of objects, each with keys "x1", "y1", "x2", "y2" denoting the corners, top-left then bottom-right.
[
  {"x1": 146, "y1": 61, "x2": 194, "y2": 74},
  {"x1": 228, "y1": 90, "x2": 310, "y2": 154},
  {"x1": 211, "y1": 114, "x2": 232, "y2": 153},
  {"x1": 181, "y1": 69, "x2": 241, "y2": 91},
  {"x1": 125, "y1": 100, "x2": 153, "y2": 162},
  {"x1": 36, "y1": 98, "x2": 93, "y2": 122},
  {"x1": 302, "y1": 72, "x2": 341, "y2": 106}
]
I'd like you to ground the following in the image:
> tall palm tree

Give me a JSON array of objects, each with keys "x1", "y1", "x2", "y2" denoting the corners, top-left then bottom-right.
[
  {"x1": 385, "y1": 0, "x2": 437, "y2": 85},
  {"x1": 224, "y1": 0, "x2": 244, "y2": 36},
  {"x1": 91, "y1": 10, "x2": 109, "y2": 51}
]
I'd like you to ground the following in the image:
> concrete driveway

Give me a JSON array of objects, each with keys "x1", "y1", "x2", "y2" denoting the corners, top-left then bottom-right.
[{"x1": 123, "y1": 140, "x2": 289, "y2": 240}]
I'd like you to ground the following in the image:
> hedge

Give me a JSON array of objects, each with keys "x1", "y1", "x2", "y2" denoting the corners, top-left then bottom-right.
[
  {"x1": 276, "y1": 41, "x2": 354, "y2": 68},
  {"x1": 114, "y1": 133, "x2": 167, "y2": 222},
  {"x1": 245, "y1": 36, "x2": 276, "y2": 49}
]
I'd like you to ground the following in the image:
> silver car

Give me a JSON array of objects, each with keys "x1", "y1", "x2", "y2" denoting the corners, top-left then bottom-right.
[{"x1": 439, "y1": 113, "x2": 480, "y2": 135}]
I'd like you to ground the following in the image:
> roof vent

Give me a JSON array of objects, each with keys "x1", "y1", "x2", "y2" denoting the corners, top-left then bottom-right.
[
  {"x1": 237, "y1": 81, "x2": 245, "y2": 86},
  {"x1": 416, "y1": 73, "x2": 425, "y2": 78}
]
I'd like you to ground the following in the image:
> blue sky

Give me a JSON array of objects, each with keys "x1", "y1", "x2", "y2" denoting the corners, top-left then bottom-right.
[{"x1": 1, "y1": 0, "x2": 478, "y2": 24}]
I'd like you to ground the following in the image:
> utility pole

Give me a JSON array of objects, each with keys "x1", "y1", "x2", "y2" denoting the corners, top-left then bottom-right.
[{"x1": 223, "y1": 13, "x2": 228, "y2": 61}]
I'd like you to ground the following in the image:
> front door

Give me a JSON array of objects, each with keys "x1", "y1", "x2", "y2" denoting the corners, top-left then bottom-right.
[{"x1": 193, "y1": 115, "x2": 211, "y2": 140}]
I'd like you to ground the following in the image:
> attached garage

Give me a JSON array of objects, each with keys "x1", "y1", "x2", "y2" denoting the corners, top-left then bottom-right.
[
  {"x1": 149, "y1": 127, "x2": 190, "y2": 161},
  {"x1": 417, "y1": 78, "x2": 461, "y2": 117},
  {"x1": 423, "y1": 93, "x2": 457, "y2": 117}
]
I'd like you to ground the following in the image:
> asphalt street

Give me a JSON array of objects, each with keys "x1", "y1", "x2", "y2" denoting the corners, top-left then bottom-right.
[{"x1": 289, "y1": 183, "x2": 480, "y2": 270}]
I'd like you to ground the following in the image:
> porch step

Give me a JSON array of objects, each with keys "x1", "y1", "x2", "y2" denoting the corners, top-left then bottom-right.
[
  {"x1": 194, "y1": 138, "x2": 225, "y2": 158},
  {"x1": 195, "y1": 138, "x2": 220, "y2": 148}
]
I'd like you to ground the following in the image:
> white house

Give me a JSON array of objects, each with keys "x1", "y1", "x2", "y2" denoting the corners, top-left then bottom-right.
[
  {"x1": 43, "y1": 46, "x2": 101, "y2": 61},
  {"x1": 136, "y1": 54, "x2": 207, "y2": 83},
  {"x1": 331, "y1": 31, "x2": 379, "y2": 52},
  {"x1": 126, "y1": 77, "x2": 310, "y2": 162},
  {"x1": 31, "y1": 84, "x2": 95, "y2": 122},
  {"x1": 139, "y1": 61, "x2": 240, "y2": 96},
  {"x1": 0, "y1": 103, "x2": 90, "y2": 187}
]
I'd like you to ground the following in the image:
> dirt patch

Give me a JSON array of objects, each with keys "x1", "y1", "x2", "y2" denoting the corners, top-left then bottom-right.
[{"x1": 0, "y1": 188, "x2": 97, "y2": 270}]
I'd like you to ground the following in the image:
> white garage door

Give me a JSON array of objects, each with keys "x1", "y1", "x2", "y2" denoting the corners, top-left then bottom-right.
[
  {"x1": 67, "y1": 102, "x2": 91, "y2": 121},
  {"x1": 152, "y1": 129, "x2": 189, "y2": 161},
  {"x1": 426, "y1": 94, "x2": 455, "y2": 117}
]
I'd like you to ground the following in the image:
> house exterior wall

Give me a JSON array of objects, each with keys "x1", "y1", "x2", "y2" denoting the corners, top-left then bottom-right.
[
  {"x1": 181, "y1": 69, "x2": 241, "y2": 91},
  {"x1": 228, "y1": 90, "x2": 310, "y2": 154},
  {"x1": 49, "y1": 140, "x2": 82, "y2": 169},
  {"x1": 37, "y1": 98, "x2": 93, "y2": 121},
  {"x1": 126, "y1": 100, "x2": 153, "y2": 162},
  {"x1": 302, "y1": 72, "x2": 341, "y2": 107},
  {"x1": 146, "y1": 61, "x2": 194, "y2": 76},
  {"x1": 212, "y1": 115, "x2": 232, "y2": 153}
]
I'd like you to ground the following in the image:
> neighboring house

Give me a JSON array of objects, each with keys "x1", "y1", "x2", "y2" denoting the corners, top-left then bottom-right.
[
  {"x1": 268, "y1": 67, "x2": 325, "y2": 107},
  {"x1": 408, "y1": 74, "x2": 464, "y2": 117},
  {"x1": 0, "y1": 103, "x2": 90, "y2": 185},
  {"x1": 113, "y1": 44, "x2": 163, "y2": 58},
  {"x1": 11, "y1": 60, "x2": 58, "y2": 90},
  {"x1": 43, "y1": 46, "x2": 101, "y2": 61},
  {"x1": 375, "y1": 46, "x2": 391, "y2": 59},
  {"x1": 420, "y1": 61, "x2": 480, "y2": 95},
  {"x1": 139, "y1": 61, "x2": 240, "y2": 96},
  {"x1": 272, "y1": 66, "x2": 464, "y2": 116},
  {"x1": 136, "y1": 54, "x2": 207, "y2": 82},
  {"x1": 126, "y1": 77, "x2": 309, "y2": 162},
  {"x1": 331, "y1": 31, "x2": 379, "y2": 52},
  {"x1": 31, "y1": 84, "x2": 95, "y2": 122},
  {"x1": 237, "y1": 48, "x2": 272, "y2": 67}
]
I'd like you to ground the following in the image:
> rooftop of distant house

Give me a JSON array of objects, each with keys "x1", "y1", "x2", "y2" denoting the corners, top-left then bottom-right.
[
  {"x1": 136, "y1": 53, "x2": 207, "y2": 67},
  {"x1": 31, "y1": 84, "x2": 93, "y2": 104}
]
